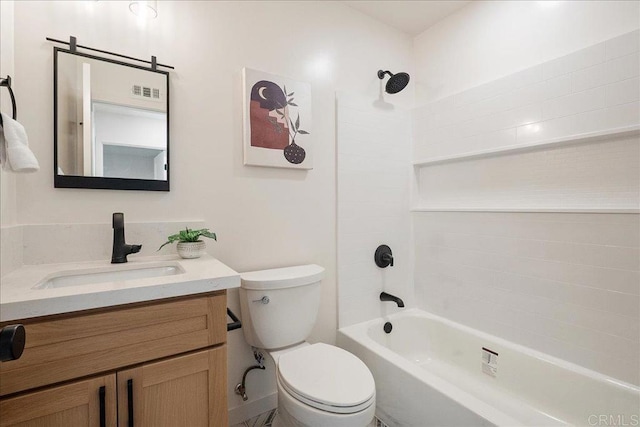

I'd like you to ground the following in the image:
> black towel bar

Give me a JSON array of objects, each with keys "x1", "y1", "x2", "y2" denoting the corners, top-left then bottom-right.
[
  {"x1": 0, "y1": 75, "x2": 17, "y2": 127},
  {"x1": 227, "y1": 308, "x2": 242, "y2": 332}
]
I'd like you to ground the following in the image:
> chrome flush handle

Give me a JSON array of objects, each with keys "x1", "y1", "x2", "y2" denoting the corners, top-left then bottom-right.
[{"x1": 252, "y1": 296, "x2": 270, "y2": 304}]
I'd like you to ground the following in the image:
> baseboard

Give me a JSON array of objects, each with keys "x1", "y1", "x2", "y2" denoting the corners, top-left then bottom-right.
[{"x1": 228, "y1": 392, "x2": 278, "y2": 426}]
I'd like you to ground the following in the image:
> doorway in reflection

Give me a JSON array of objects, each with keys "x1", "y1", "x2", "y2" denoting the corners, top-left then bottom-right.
[{"x1": 93, "y1": 102, "x2": 167, "y2": 180}]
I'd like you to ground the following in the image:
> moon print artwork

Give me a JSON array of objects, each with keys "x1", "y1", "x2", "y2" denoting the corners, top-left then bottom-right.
[{"x1": 243, "y1": 68, "x2": 313, "y2": 169}]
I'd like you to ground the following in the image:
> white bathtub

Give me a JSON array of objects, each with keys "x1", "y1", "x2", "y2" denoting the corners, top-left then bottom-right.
[{"x1": 338, "y1": 309, "x2": 640, "y2": 427}]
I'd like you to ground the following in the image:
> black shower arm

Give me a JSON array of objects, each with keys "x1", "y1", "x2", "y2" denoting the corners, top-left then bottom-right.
[{"x1": 377, "y1": 70, "x2": 394, "y2": 79}]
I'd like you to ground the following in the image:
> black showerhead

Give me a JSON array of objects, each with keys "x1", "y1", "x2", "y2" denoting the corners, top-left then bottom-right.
[{"x1": 378, "y1": 70, "x2": 410, "y2": 94}]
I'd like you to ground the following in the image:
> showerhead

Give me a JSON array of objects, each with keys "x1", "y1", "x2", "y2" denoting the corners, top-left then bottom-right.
[{"x1": 377, "y1": 70, "x2": 410, "y2": 94}]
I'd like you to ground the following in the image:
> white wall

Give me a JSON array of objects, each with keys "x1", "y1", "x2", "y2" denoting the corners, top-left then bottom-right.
[
  {"x1": 7, "y1": 0, "x2": 413, "y2": 421},
  {"x1": 413, "y1": 2, "x2": 640, "y2": 385},
  {"x1": 0, "y1": 0, "x2": 17, "y2": 226},
  {"x1": 414, "y1": 1, "x2": 640, "y2": 104},
  {"x1": 336, "y1": 93, "x2": 412, "y2": 328},
  {"x1": 0, "y1": 1, "x2": 21, "y2": 277}
]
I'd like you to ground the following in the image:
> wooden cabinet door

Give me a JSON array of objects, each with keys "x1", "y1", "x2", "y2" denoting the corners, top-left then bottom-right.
[
  {"x1": 117, "y1": 347, "x2": 227, "y2": 427},
  {"x1": 0, "y1": 374, "x2": 116, "y2": 427}
]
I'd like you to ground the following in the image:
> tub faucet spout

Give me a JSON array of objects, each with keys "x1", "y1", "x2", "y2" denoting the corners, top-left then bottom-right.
[{"x1": 380, "y1": 292, "x2": 404, "y2": 308}]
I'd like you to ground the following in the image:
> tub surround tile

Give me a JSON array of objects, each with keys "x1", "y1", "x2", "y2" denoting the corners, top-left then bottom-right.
[
  {"x1": 414, "y1": 212, "x2": 640, "y2": 385},
  {"x1": 541, "y1": 86, "x2": 607, "y2": 121},
  {"x1": 417, "y1": 133, "x2": 639, "y2": 211},
  {"x1": 606, "y1": 29, "x2": 640, "y2": 60},
  {"x1": 606, "y1": 52, "x2": 640, "y2": 83},
  {"x1": 606, "y1": 78, "x2": 640, "y2": 107},
  {"x1": 543, "y1": 74, "x2": 573, "y2": 99},
  {"x1": 605, "y1": 101, "x2": 640, "y2": 129},
  {"x1": 456, "y1": 65, "x2": 543, "y2": 107},
  {"x1": 414, "y1": 30, "x2": 640, "y2": 169},
  {"x1": 571, "y1": 62, "x2": 609, "y2": 93},
  {"x1": 542, "y1": 42, "x2": 606, "y2": 80}
]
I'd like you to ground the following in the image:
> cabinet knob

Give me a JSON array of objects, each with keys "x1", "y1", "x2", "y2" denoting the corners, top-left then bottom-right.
[{"x1": 0, "y1": 324, "x2": 26, "y2": 362}]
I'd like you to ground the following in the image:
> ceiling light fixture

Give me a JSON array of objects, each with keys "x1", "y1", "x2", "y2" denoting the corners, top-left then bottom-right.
[{"x1": 129, "y1": 1, "x2": 158, "y2": 19}]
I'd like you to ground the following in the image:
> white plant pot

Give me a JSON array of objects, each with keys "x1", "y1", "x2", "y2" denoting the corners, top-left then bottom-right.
[{"x1": 177, "y1": 241, "x2": 206, "y2": 259}]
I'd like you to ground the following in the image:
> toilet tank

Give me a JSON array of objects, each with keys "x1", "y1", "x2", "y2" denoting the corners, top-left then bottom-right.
[{"x1": 239, "y1": 265, "x2": 325, "y2": 350}]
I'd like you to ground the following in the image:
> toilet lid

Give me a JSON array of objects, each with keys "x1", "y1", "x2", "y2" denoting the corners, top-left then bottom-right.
[{"x1": 277, "y1": 343, "x2": 375, "y2": 414}]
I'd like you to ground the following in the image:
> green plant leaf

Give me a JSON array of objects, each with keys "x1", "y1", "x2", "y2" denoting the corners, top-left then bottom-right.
[
  {"x1": 287, "y1": 92, "x2": 294, "y2": 96},
  {"x1": 298, "y1": 130, "x2": 309, "y2": 135},
  {"x1": 283, "y1": 85, "x2": 288, "y2": 96},
  {"x1": 295, "y1": 113, "x2": 300, "y2": 130},
  {"x1": 157, "y1": 233, "x2": 181, "y2": 251},
  {"x1": 288, "y1": 102, "x2": 298, "y2": 107},
  {"x1": 198, "y1": 230, "x2": 217, "y2": 241}
]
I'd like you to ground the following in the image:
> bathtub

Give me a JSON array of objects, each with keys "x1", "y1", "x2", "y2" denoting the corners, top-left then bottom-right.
[{"x1": 337, "y1": 309, "x2": 640, "y2": 427}]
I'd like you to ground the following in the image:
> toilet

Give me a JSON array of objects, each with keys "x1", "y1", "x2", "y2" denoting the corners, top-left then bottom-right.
[{"x1": 239, "y1": 264, "x2": 376, "y2": 427}]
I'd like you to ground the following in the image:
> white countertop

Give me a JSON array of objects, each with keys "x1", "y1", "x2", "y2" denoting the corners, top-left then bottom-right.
[{"x1": 0, "y1": 255, "x2": 240, "y2": 322}]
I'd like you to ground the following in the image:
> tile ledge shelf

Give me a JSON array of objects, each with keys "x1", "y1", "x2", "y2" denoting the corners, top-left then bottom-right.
[
  {"x1": 411, "y1": 208, "x2": 640, "y2": 214},
  {"x1": 413, "y1": 125, "x2": 640, "y2": 167}
]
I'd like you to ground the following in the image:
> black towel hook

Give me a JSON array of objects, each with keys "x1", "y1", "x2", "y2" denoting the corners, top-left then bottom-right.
[{"x1": 0, "y1": 75, "x2": 17, "y2": 127}]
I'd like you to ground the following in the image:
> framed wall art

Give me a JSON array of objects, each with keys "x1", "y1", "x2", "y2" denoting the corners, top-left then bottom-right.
[{"x1": 242, "y1": 68, "x2": 313, "y2": 169}]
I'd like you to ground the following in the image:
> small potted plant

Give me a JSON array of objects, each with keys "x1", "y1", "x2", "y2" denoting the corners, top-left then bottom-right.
[{"x1": 158, "y1": 228, "x2": 217, "y2": 259}]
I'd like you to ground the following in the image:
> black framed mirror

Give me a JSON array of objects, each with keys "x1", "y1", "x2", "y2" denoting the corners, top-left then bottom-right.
[{"x1": 54, "y1": 47, "x2": 170, "y2": 191}]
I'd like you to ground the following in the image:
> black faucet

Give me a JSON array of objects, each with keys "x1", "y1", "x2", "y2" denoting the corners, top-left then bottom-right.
[
  {"x1": 111, "y1": 213, "x2": 142, "y2": 264},
  {"x1": 380, "y1": 292, "x2": 404, "y2": 308}
]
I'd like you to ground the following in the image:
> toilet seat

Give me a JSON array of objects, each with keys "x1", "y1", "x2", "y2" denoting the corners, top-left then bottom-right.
[{"x1": 277, "y1": 343, "x2": 376, "y2": 415}]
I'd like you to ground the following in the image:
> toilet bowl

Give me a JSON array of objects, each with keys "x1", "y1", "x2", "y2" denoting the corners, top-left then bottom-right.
[
  {"x1": 271, "y1": 343, "x2": 376, "y2": 427},
  {"x1": 239, "y1": 265, "x2": 376, "y2": 427}
]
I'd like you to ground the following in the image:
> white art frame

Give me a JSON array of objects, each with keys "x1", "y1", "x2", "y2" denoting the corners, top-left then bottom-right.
[{"x1": 242, "y1": 68, "x2": 313, "y2": 169}]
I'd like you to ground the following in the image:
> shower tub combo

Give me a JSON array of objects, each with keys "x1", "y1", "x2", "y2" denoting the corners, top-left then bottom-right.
[{"x1": 338, "y1": 309, "x2": 640, "y2": 427}]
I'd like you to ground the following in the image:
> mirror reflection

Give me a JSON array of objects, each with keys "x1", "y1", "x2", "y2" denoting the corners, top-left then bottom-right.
[{"x1": 55, "y1": 49, "x2": 169, "y2": 188}]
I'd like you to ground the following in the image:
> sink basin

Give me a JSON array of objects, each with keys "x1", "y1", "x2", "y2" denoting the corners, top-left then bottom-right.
[{"x1": 33, "y1": 263, "x2": 185, "y2": 290}]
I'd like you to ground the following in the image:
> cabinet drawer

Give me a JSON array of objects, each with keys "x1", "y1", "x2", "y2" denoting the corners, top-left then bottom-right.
[{"x1": 0, "y1": 292, "x2": 226, "y2": 396}]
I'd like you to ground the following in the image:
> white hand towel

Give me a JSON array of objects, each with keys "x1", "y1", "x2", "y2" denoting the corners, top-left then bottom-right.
[
  {"x1": 0, "y1": 112, "x2": 39, "y2": 173},
  {"x1": 0, "y1": 124, "x2": 6, "y2": 168}
]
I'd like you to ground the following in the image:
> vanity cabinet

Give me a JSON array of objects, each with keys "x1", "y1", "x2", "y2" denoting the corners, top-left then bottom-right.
[{"x1": 0, "y1": 291, "x2": 228, "y2": 427}]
